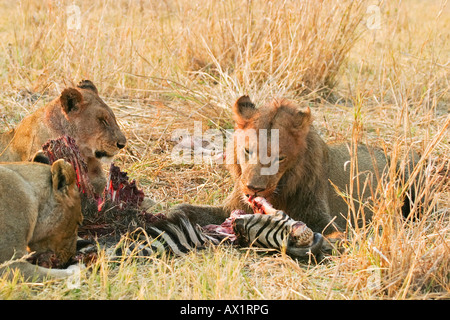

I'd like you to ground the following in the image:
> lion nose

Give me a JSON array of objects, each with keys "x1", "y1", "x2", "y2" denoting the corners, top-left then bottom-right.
[{"x1": 247, "y1": 184, "x2": 266, "y2": 194}]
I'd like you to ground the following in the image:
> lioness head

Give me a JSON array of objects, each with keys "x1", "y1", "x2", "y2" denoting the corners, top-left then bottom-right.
[
  {"x1": 28, "y1": 159, "x2": 83, "y2": 264},
  {"x1": 56, "y1": 80, "x2": 127, "y2": 162},
  {"x1": 231, "y1": 96, "x2": 312, "y2": 203}
]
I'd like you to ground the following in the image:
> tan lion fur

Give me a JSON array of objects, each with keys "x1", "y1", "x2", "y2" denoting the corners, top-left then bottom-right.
[
  {"x1": 0, "y1": 160, "x2": 83, "y2": 281},
  {"x1": 0, "y1": 80, "x2": 127, "y2": 194},
  {"x1": 169, "y1": 96, "x2": 416, "y2": 236}
]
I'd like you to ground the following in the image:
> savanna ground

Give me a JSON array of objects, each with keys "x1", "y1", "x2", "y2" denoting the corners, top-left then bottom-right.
[{"x1": 0, "y1": 0, "x2": 448, "y2": 300}]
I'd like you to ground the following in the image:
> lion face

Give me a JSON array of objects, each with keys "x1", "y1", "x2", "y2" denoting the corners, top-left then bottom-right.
[
  {"x1": 28, "y1": 160, "x2": 83, "y2": 265},
  {"x1": 231, "y1": 96, "x2": 312, "y2": 203},
  {"x1": 58, "y1": 80, "x2": 127, "y2": 163}
]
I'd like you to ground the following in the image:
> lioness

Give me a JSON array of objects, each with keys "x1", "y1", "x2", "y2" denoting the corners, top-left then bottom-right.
[
  {"x1": 0, "y1": 80, "x2": 127, "y2": 194},
  {"x1": 0, "y1": 159, "x2": 83, "y2": 281},
  {"x1": 169, "y1": 96, "x2": 416, "y2": 236}
]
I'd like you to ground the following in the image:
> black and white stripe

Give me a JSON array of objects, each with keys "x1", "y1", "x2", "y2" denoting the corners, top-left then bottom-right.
[
  {"x1": 233, "y1": 211, "x2": 324, "y2": 258},
  {"x1": 115, "y1": 213, "x2": 219, "y2": 257},
  {"x1": 233, "y1": 210, "x2": 295, "y2": 249},
  {"x1": 114, "y1": 211, "x2": 323, "y2": 259}
]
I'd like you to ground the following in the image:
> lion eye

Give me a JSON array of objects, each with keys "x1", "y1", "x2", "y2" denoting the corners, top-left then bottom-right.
[
  {"x1": 244, "y1": 148, "x2": 250, "y2": 155},
  {"x1": 99, "y1": 118, "x2": 109, "y2": 127},
  {"x1": 278, "y1": 155, "x2": 286, "y2": 162}
]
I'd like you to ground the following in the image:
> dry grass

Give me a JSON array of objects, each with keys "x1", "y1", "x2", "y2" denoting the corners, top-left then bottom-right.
[{"x1": 0, "y1": 0, "x2": 448, "y2": 300}]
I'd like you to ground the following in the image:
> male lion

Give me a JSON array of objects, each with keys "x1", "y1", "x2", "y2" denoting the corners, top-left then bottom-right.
[
  {"x1": 0, "y1": 80, "x2": 127, "y2": 194},
  {"x1": 169, "y1": 96, "x2": 417, "y2": 237},
  {"x1": 0, "y1": 159, "x2": 83, "y2": 281}
]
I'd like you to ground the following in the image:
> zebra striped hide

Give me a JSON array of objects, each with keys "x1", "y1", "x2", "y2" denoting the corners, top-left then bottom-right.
[
  {"x1": 232, "y1": 210, "x2": 324, "y2": 259},
  {"x1": 113, "y1": 209, "x2": 323, "y2": 260}
]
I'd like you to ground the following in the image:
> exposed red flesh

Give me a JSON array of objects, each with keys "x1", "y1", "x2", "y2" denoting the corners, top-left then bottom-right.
[
  {"x1": 42, "y1": 136, "x2": 146, "y2": 214},
  {"x1": 26, "y1": 251, "x2": 62, "y2": 269},
  {"x1": 38, "y1": 136, "x2": 161, "y2": 268},
  {"x1": 41, "y1": 135, "x2": 95, "y2": 198},
  {"x1": 97, "y1": 163, "x2": 145, "y2": 212},
  {"x1": 203, "y1": 209, "x2": 246, "y2": 241},
  {"x1": 202, "y1": 197, "x2": 279, "y2": 241},
  {"x1": 249, "y1": 196, "x2": 278, "y2": 215}
]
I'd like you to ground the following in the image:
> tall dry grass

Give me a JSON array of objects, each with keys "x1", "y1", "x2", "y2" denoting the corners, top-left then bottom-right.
[
  {"x1": 1, "y1": 1, "x2": 368, "y2": 102},
  {"x1": 0, "y1": 0, "x2": 448, "y2": 299}
]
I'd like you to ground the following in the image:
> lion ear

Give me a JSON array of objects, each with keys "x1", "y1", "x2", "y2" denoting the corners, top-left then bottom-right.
[
  {"x1": 77, "y1": 80, "x2": 98, "y2": 94},
  {"x1": 60, "y1": 88, "x2": 83, "y2": 114},
  {"x1": 232, "y1": 95, "x2": 257, "y2": 127},
  {"x1": 294, "y1": 106, "x2": 312, "y2": 128},
  {"x1": 51, "y1": 159, "x2": 76, "y2": 195}
]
